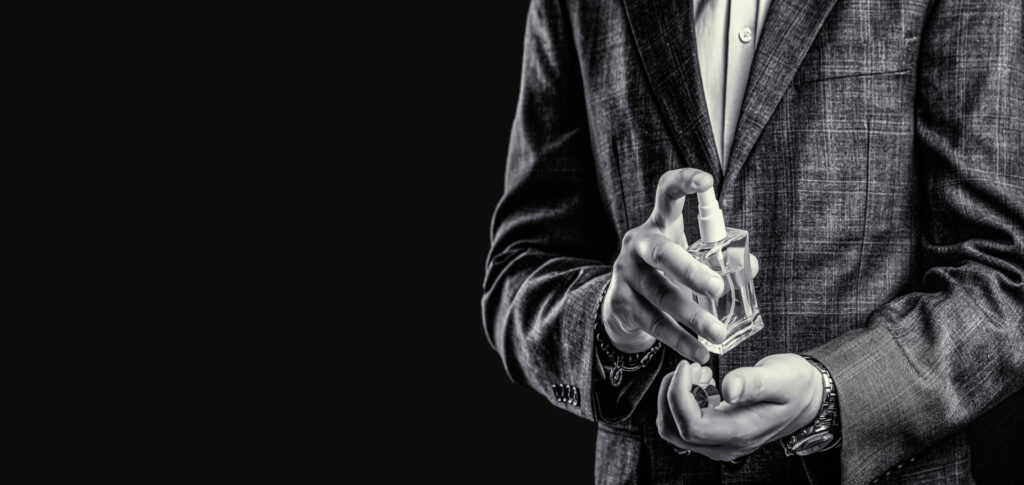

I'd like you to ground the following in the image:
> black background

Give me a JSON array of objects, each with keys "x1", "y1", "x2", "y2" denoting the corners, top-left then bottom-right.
[
  {"x1": 379, "y1": 1, "x2": 1023, "y2": 483},
  {"x1": 373, "y1": 2, "x2": 596, "y2": 483}
]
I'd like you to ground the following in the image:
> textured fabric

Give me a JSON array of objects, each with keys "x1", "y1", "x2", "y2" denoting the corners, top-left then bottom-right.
[
  {"x1": 694, "y1": 0, "x2": 772, "y2": 168},
  {"x1": 482, "y1": 0, "x2": 1024, "y2": 484}
]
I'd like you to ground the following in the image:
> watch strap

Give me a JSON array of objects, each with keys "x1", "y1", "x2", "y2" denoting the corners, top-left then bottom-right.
[{"x1": 783, "y1": 356, "x2": 841, "y2": 457}]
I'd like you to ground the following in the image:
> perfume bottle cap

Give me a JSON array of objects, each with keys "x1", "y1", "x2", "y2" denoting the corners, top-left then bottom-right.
[{"x1": 697, "y1": 188, "x2": 727, "y2": 243}]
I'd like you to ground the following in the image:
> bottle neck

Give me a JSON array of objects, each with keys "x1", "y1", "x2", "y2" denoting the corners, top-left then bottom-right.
[{"x1": 696, "y1": 189, "x2": 727, "y2": 243}]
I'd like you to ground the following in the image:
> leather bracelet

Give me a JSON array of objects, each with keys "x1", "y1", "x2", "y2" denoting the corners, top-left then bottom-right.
[{"x1": 595, "y1": 321, "x2": 662, "y2": 387}]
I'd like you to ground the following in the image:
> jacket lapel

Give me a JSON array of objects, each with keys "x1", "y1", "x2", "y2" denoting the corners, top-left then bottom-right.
[
  {"x1": 623, "y1": 0, "x2": 723, "y2": 183},
  {"x1": 722, "y1": 0, "x2": 839, "y2": 196}
]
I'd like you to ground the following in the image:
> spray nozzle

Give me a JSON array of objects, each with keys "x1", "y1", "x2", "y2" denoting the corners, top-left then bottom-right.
[{"x1": 697, "y1": 188, "x2": 727, "y2": 243}]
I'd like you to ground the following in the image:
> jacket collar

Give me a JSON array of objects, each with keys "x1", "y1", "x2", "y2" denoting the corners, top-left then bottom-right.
[{"x1": 623, "y1": 0, "x2": 838, "y2": 196}]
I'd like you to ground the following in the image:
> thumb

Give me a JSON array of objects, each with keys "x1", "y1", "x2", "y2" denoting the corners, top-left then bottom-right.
[{"x1": 720, "y1": 364, "x2": 792, "y2": 404}]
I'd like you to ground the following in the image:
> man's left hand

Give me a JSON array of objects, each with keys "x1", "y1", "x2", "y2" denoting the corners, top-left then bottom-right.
[{"x1": 656, "y1": 354, "x2": 823, "y2": 462}]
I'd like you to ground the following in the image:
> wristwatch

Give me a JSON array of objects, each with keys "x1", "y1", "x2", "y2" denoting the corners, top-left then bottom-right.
[{"x1": 782, "y1": 356, "x2": 841, "y2": 457}]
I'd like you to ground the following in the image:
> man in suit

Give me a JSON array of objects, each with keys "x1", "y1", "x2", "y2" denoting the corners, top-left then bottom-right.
[{"x1": 483, "y1": 0, "x2": 1023, "y2": 483}]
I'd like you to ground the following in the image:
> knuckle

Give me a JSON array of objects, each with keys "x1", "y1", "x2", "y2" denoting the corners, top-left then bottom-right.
[
  {"x1": 648, "y1": 314, "x2": 667, "y2": 336},
  {"x1": 657, "y1": 171, "x2": 674, "y2": 191},
  {"x1": 687, "y1": 309, "x2": 702, "y2": 331},
  {"x1": 681, "y1": 261, "x2": 702, "y2": 286},
  {"x1": 652, "y1": 279, "x2": 671, "y2": 308},
  {"x1": 650, "y1": 241, "x2": 667, "y2": 266},
  {"x1": 648, "y1": 212, "x2": 666, "y2": 228},
  {"x1": 609, "y1": 292, "x2": 629, "y2": 313},
  {"x1": 636, "y1": 268, "x2": 659, "y2": 293},
  {"x1": 621, "y1": 230, "x2": 635, "y2": 248},
  {"x1": 673, "y1": 333, "x2": 690, "y2": 357}
]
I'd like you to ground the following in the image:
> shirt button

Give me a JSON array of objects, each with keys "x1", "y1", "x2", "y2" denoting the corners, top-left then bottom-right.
[{"x1": 739, "y1": 27, "x2": 753, "y2": 43}]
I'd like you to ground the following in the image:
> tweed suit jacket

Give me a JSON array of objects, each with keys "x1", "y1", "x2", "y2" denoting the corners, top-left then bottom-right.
[{"x1": 482, "y1": 0, "x2": 1024, "y2": 483}]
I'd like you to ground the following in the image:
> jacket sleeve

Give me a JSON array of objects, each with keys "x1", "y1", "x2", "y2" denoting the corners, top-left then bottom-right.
[
  {"x1": 481, "y1": 0, "x2": 625, "y2": 422},
  {"x1": 804, "y1": 1, "x2": 1024, "y2": 483}
]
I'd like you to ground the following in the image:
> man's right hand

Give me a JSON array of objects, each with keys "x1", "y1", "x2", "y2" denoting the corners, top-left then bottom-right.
[{"x1": 601, "y1": 168, "x2": 727, "y2": 364}]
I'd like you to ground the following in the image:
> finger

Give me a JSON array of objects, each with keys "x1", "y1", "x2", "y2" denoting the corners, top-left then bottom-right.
[
  {"x1": 698, "y1": 366, "x2": 713, "y2": 386},
  {"x1": 674, "y1": 400, "x2": 770, "y2": 445},
  {"x1": 669, "y1": 364, "x2": 750, "y2": 445},
  {"x1": 723, "y1": 248, "x2": 760, "y2": 279},
  {"x1": 651, "y1": 169, "x2": 714, "y2": 228},
  {"x1": 671, "y1": 362, "x2": 780, "y2": 444},
  {"x1": 658, "y1": 408, "x2": 748, "y2": 463},
  {"x1": 623, "y1": 263, "x2": 728, "y2": 343},
  {"x1": 616, "y1": 282, "x2": 711, "y2": 363},
  {"x1": 657, "y1": 371, "x2": 674, "y2": 437},
  {"x1": 690, "y1": 362, "x2": 705, "y2": 383},
  {"x1": 633, "y1": 232, "x2": 724, "y2": 297},
  {"x1": 666, "y1": 362, "x2": 706, "y2": 441},
  {"x1": 721, "y1": 365, "x2": 794, "y2": 405}
]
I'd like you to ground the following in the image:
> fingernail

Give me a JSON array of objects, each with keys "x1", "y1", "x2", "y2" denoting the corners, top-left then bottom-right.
[
  {"x1": 699, "y1": 314, "x2": 727, "y2": 343},
  {"x1": 697, "y1": 348, "x2": 710, "y2": 363},
  {"x1": 706, "y1": 275, "x2": 724, "y2": 298},
  {"x1": 723, "y1": 379, "x2": 743, "y2": 402},
  {"x1": 712, "y1": 323, "x2": 728, "y2": 343},
  {"x1": 694, "y1": 172, "x2": 712, "y2": 188}
]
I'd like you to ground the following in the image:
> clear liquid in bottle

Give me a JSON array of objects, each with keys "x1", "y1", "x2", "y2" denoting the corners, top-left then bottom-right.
[{"x1": 687, "y1": 227, "x2": 763, "y2": 354}]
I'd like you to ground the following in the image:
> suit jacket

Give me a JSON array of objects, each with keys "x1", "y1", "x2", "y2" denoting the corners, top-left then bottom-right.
[{"x1": 482, "y1": 0, "x2": 1024, "y2": 483}]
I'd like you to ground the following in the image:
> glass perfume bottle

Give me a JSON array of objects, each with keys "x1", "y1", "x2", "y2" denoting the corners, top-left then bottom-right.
[{"x1": 687, "y1": 188, "x2": 762, "y2": 354}]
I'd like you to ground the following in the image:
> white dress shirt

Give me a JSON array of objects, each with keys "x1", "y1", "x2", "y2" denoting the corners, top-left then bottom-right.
[{"x1": 693, "y1": 0, "x2": 772, "y2": 169}]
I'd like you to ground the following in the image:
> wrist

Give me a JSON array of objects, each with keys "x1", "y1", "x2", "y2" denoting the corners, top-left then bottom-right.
[
  {"x1": 603, "y1": 319, "x2": 656, "y2": 353},
  {"x1": 600, "y1": 293, "x2": 655, "y2": 353},
  {"x1": 799, "y1": 358, "x2": 825, "y2": 427},
  {"x1": 783, "y1": 356, "x2": 841, "y2": 457}
]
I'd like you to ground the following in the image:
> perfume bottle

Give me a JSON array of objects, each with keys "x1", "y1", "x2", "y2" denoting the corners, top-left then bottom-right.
[{"x1": 687, "y1": 188, "x2": 762, "y2": 354}]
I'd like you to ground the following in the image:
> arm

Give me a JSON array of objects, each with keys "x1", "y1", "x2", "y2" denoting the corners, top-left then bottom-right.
[
  {"x1": 482, "y1": 0, "x2": 618, "y2": 421},
  {"x1": 483, "y1": 0, "x2": 730, "y2": 422},
  {"x1": 805, "y1": 0, "x2": 1024, "y2": 482}
]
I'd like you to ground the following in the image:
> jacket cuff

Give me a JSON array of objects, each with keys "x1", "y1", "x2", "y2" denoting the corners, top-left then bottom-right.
[
  {"x1": 804, "y1": 325, "x2": 928, "y2": 485},
  {"x1": 551, "y1": 271, "x2": 611, "y2": 421}
]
